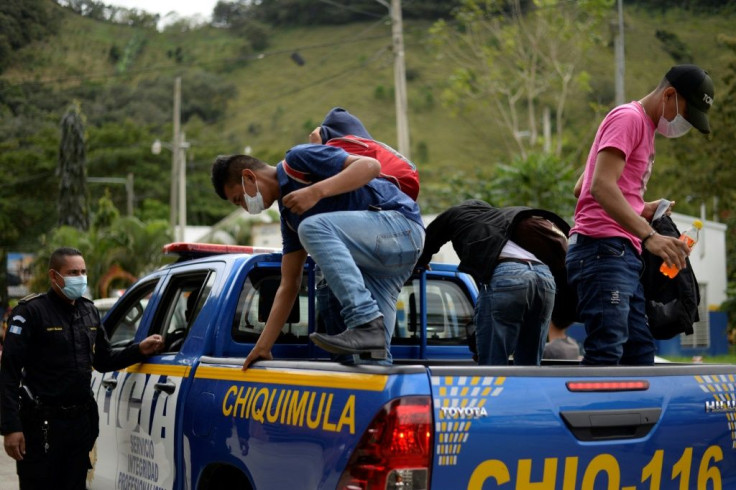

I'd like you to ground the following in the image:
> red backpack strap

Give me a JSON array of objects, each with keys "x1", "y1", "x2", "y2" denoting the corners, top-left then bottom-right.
[
  {"x1": 326, "y1": 136, "x2": 372, "y2": 150},
  {"x1": 281, "y1": 159, "x2": 312, "y2": 185}
]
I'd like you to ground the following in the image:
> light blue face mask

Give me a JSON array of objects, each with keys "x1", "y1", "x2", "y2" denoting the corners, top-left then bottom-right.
[{"x1": 55, "y1": 271, "x2": 87, "y2": 300}]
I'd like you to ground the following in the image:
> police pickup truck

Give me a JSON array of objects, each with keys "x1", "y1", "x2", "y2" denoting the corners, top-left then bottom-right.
[{"x1": 89, "y1": 243, "x2": 736, "y2": 490}]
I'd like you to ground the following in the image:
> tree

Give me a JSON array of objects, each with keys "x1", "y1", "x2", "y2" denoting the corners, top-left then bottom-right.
[
  {"x1": 225, "y1": 0, "x2": 461, "y2": 26},
  {"x1": 0, "y1": 0, "x2": 58, "y2": 73},
  {"x1": 58, "y1": 101, "x2": 89, "y2": 230},
  {"x1": 29, "y1": 194, "x2": 173, "y2": 298},
  {"x1": 429, "y1": 0, "x2": 613, "y2": 158},
  {"x1": 433, "y1": 152, "x2": 578, "y2": 219}
]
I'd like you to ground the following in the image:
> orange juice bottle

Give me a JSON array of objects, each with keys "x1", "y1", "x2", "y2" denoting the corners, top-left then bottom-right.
[{"x1": 660, "y1": 220, "x2": 702, "y2": 278}]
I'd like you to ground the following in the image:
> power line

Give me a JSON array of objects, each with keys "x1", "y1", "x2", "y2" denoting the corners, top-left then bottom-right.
[
  {"x1": 231, "y1": 46, "x2": 390, "y2": 113},
  {"x1": 317, "y1": 0, "x2": 386, "y2": 19},
  {"x1": 0, "y1": 32, "x2": 389, "y2": 92},
  {"x1": 4, "y1": 42, "x2": 393, "y2": 162}
]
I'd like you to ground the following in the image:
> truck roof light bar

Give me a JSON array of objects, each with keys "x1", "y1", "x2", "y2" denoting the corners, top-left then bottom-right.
[
  {"x1": 162, "y1": 242, "x2": 280, "y2": 259},
  {"x1": 566, "y1": 380, "x2": 650, "y2": 392}
]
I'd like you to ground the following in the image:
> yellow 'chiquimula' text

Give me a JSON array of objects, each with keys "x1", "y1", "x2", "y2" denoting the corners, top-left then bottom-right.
[{"x1": 221, "y1": 385, "x2": 356, "y2": 434}]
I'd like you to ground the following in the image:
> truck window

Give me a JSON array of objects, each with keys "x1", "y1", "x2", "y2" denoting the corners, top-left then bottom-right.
[
  {"x1": 393, "y1": 278, "x2": 475, "y2": 345},
  {"x1": 103, "y1": 279, "x2": 158, "y2": 347},
  {"x1": 232, "y1": 272, "x2": 310, "y2": 344},
  {"x1": 151, "y1": 271, "x2": 215, "y2": 352}
]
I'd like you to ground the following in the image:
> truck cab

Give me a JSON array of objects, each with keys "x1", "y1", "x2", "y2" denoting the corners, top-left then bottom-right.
[
  {"x1": 97, "y1": 243, "x2": 477, "y2": 361},
  {"x1": 89, "y1": 243, "x2": 477, "y2": 488}
]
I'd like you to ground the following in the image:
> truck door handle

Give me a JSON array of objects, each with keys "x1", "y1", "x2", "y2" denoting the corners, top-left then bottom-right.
[
  {"x1": 102, "y1": 378, "x2": 118, "y2": 389},
  {"x1": 154, "y1": 381, "x2": 177, "y2": 395},
  {"x1": 561, "y1": 408, "x2": 661, "y2": 441}
]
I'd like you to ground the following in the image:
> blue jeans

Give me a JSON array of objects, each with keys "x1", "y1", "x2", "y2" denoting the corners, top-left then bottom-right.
[
  {"x1": 316, "y1": 277, "x2": 345, "y2": 335},
  {"x1": 298, "y1": 210, "x2": 425, "y2": 362},
  {"x1": 566, "y1": 234, "x2": 655, "y2": 365},
  {"x1": 315, "y1": 277, "x2": 354, "y2": 364},
  {"x1": 475, "y1": 261, "x2": 555, "y2": 366}
]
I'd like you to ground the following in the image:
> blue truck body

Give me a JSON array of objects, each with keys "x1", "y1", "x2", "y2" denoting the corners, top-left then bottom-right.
[{"x1": 88, "y1": 245, "x2": 736, "y2": 490}]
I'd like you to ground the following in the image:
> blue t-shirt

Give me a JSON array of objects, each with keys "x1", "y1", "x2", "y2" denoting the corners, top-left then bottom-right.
[{"x1": 277, "y1": 144, "x2": 423, "y2": 253}]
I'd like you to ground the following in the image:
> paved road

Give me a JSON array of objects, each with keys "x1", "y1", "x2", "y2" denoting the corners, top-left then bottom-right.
[{"x1": 0, "y1": 451, "x2": 18, "y2": 490}]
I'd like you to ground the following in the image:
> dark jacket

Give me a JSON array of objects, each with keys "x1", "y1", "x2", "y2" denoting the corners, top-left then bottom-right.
[
  {"x1": 0, "y1": 290, "x2": 144, "y2": 434},
  {"x1": 641, "y1": 215, "x2": 700, "y2": 339},
  {"x1": 417, "y1": 200, "x2": 571, "y2": 284},
  {"x1": 417, "y1": 200, "x2": 578, "y2": 326}
]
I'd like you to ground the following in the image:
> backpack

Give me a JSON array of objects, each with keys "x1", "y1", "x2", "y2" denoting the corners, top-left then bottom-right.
[
  {"x1": 641, "y1": 215, "x2": 700, "y2": 340},
  {"x1": 325, "y1": 135, "x2": 420, "y2": 201}
]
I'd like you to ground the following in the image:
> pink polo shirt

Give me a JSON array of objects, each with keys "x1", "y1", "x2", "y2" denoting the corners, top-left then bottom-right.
[{"x1": 570, "y1": 101, "x2": 655, "y2": 254}]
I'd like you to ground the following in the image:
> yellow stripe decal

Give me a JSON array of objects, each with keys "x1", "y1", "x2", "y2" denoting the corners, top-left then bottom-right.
[
  {"x1": 195, "y1": 366, "x2": 388, "y2": 391},
  {"x1": 125, "y1": 363, "x2": 191, "y2": 377}
]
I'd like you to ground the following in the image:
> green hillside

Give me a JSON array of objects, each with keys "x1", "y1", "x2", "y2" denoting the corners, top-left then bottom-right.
[{"x1": 3, "y1": 1, "x2": 736, "y2": 243}]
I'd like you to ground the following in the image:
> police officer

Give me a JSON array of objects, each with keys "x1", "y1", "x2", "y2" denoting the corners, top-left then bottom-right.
[{"x1": 0, "y1": 247, "x2": 164, "y2": 489}]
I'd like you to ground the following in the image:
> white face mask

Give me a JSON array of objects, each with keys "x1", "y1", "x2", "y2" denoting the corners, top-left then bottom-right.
[
  {"x1": 657, "y1": 92, "x2": 692, "y2": 138},
  {"x1": 241, "y1": 176, "x2": 265, "y2": 215}
]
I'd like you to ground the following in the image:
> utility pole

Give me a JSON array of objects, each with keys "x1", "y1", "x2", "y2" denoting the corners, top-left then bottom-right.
[
  {"x1": 614, "y1": 0, "x2": 625, "y2": 105},
  {"x1": 126, "y1": 172, "x2": 134, "y2": 217},
  {"x1": 170, "y1": 77, "x2": 181, "y2": 236},
  {"x1": 376, "y1": 0, "x2": 411, "y2": 159},
  {"x1": 178, "y1": 132, "x2": 188, "y2": 242},
  {"x1": 153, "y1": 76, "x2": 190, "y2": 242}
]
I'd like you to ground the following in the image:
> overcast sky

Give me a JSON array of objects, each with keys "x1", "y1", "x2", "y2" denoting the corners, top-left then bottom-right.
[{"x1": 108, "y1": 0, "x2": 220, "y2": 20}]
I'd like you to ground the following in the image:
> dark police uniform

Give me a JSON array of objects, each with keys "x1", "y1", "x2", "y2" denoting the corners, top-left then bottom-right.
[{"x1": 0, "y1": 289, "x2": 145, "y2": 489}]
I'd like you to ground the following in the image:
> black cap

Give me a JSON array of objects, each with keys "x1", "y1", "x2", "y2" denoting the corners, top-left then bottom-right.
[{"x1": 665, "y1": 64, "x2": 714, "y2": 134}]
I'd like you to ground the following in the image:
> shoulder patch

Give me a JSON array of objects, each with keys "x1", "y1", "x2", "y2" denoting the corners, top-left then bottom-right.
[
  {"x1": 18, "y1": 293, "x2": 43, "y2": 305},
  {"x1": 8, "y1": 314, "x2": 27, "y2": 335}
]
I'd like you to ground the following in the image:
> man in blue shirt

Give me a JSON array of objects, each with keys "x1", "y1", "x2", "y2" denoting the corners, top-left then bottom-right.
[{"x1": 211, "y1": 144, "x2": 425, "y2": 368}]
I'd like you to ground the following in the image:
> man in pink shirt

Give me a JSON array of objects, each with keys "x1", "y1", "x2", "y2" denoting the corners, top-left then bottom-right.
[{"x1": 567, "y1": 64, "x2": 714, "y2": 365}]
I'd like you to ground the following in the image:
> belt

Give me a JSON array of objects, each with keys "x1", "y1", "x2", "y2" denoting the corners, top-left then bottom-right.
[
  {"x1": 496, "y1": 257, "x2": 543, "y2": 266},
  {"x1": 569, "y1": 233, "x2": 595, "y2": 245},
  {"x1": 39, "y1": 402, "x2": 90, "y2": 419},
  {"x1": 569, "y1": 233, "x2": 632, "y2": 248}
]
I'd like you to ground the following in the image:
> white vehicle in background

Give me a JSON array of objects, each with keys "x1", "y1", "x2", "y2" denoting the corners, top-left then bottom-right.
[
  {"x1": 94, "y1": 296, "x2": 148, "y2": 347},
  {"x1": 93, "y1": 297, "x2": 119, "y2": 318}
]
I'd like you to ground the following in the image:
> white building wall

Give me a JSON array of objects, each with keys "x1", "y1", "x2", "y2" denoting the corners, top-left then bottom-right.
[{"x1": 253, "y1": 222, "x2": 282, "y2": 249}]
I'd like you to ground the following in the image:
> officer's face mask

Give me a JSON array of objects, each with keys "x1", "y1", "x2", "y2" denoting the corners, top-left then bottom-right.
[{"x1": 54, "y1": 271, "x2": 88, "y2": 300}]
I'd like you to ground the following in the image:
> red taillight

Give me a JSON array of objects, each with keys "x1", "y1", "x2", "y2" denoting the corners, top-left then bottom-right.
[
  {"x1": 566, "y1": 380, "x2": 650, "y2": 392},
  {"x1": 338, "y1": 396, "x2": 433, "y2": 490}
]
